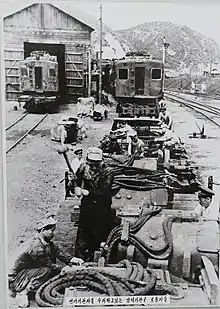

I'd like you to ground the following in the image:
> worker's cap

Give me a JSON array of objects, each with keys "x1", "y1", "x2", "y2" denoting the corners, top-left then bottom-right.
[
  {"x1": 74, "y1": 147, "x2": 83, "y2": 155},
  {"x1": 86, "y1": 147, "x2": 103, "y2": 161},
  {"x1": 36, "y1": 215, "x2": 58, "y2": 231},
  {"x1": 198, "y1": 186, "x2": 215, "y2": 198}
]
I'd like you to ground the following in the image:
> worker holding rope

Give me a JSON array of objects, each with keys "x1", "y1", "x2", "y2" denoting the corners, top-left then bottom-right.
[
  {"x1": 69, "y1": 147, "x2": 119, "y2": 262},
  {"x1": 8, "y1": 215, "x2": 83, "y2": 308}
]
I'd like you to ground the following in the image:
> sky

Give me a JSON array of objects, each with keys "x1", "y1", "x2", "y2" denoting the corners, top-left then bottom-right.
[
  {"x1": 2, "y1": 1, "x2": 220, "y2": 46},
  {"x1": 69, "y1": 2, "x2": 220, "y2": 46}
]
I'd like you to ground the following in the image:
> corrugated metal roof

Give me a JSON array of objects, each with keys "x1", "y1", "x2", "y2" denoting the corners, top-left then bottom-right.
[{"x1": 3, "y1": 1, "x2": 96, "y2": 31}]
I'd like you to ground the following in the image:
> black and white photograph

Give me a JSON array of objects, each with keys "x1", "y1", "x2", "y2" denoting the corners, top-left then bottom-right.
[{"x1": 2, "y1": 0, "x2": 220, "y2": 308}]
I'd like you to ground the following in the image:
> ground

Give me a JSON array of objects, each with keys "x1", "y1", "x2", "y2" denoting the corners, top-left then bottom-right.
[
  {"x1": 6, "y1": 101, "x2": 116, "y2": 257},
  {"x1": 6, "y1": 95, "x2": 220, "y2": 307},
  {"x1": 166, "y1": 95, "x2": 220, "y2": 203}
]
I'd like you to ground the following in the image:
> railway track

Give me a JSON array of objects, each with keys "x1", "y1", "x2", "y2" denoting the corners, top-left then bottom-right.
[
  {"x1": 164, "y1": 91, "x2": 220, "y2": 129},
  {"x1": 6, "y1": 113, "x2": 49, "y2": 154},
  {"x1": 167, "y1": 89, "x2": 220, "y2": 101}
]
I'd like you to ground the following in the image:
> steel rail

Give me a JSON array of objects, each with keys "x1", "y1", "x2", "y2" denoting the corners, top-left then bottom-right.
[
  {"x1": 6, "y1": 113, "x2": 48, "y2": 154},
  {"x1": 6, "y1": 112, "x2": 28, "y2": 131},
  {"x1": 165, "y1": 89, "x2": 220, "y2": 101},
  {"x1": 165, "y1": 91, "x2": 220, "y2": 116},
  {"x1": 165, "y1": 93, "x2": 220, "y2": 129}
]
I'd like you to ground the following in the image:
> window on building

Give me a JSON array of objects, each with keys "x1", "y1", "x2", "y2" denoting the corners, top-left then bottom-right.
[
  {"x1": 49, "y1": 68, "x2": 56, "y2": 78},
  {"x1": 119, "y1": 69, "x2": 128, "y2": 79},
  {"x1": 151, "y1": 69, "x2": 162, "y2": 80}
]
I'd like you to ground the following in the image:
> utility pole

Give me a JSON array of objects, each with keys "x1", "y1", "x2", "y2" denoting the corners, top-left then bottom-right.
[
  {"x1": 162, "y1": 36, "x2": 169, "y2": 92},
  {"x1": 99, "y1": 4, "x2": 103, "y2": 104},
  {"x1": 209, "y1": 59, "x2": 213, "y2": 76},
  {"x1": 87, "y1": 47, "x2": 91, "y2": 97}
]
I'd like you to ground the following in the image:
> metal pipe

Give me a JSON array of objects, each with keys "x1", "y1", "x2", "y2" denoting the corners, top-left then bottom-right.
[{"x1": 162, "y1": 37, "x2": 169, "y2": 93}]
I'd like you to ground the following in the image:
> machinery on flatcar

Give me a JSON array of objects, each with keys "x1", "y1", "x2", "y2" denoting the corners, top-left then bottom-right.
[
  {"x1": 115, "y1": 52, "x2": 164, "y2": 118},
  {"x1": 18, "y1": 51, "x2": 59, "y2": 113}
]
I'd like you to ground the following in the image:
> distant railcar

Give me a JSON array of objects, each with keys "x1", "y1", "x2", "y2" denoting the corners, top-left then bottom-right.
[
  {"x1": 115, "y1": 52, "x2": 164, "y2": 117},
  {"x1": 18, "y1": 51, "x2": 59, "y2": 113}
]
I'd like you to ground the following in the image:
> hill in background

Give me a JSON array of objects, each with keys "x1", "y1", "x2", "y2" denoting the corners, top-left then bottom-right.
[{"x1": 92, "y1": 21, "x2": 220, "y2": 75}]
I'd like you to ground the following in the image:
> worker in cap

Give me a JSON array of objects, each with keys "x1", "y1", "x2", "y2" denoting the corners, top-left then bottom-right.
[
  {"x1": 70, "y1": 147, "x2": 84, "y2": 174},
  {"x1": 193, "y1": 186, "x2": 215, "y2": 220},
  {"x1": 159, "y1": 109, "x2": 172, "y2": 128},
  {"x1": 69, "y1": 146, "x2": 120, "y2": 261},
  {"x1": 8, "y1": 215, "x2": 83, "y2": 307},
  {"x1": 128, "y1": 131, "x2": 145, "y2": 157},
  {"x1": 198, "y1": 186, "x2": 215, "y2": 199},
  {"x1": 99, "y1": 133, "x2": 123, "y2": 155},
  {"x1": 113, "y1": 122, "x2": 137, "y2": 143},
  {"x1": 87, "y1": 147, "x2": 103, "y2": 161},
  {"x1": 155, "y1": 124, "x2": 180, "y2": 147}
]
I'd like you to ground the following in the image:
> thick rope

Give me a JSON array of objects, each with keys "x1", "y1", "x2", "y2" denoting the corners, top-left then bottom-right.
[
  {"x1": 103, "y1": 208, "x2": 173, "y2": 264},
  {"x1": 35, "y1": 259, "x2": 183, "y2": 307}
]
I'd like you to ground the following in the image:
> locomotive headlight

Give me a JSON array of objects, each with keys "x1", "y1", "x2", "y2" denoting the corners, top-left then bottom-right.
[{"x1": 126, "y1": 194, "x2": 132, "y2": 200}]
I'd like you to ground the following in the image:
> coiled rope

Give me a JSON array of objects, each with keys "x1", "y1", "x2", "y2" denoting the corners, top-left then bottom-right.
[
  {"x1": 35, "y1": 259, "x2": 182, "y2": 307},
  {"x1": 103, "y1": 207, "x2": 173, "y2": 264}
]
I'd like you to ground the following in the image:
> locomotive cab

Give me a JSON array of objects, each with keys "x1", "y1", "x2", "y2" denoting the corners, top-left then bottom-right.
[
  {"x1": 115, "y1": 52, "x2": 164, "y2": 118},
  {"x1": 18, "y1": 51, "x2": 59, "y2": 112}
]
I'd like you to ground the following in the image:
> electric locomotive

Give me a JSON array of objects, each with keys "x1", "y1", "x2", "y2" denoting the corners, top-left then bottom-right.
[
  {"x1": 18, "y1": 51, "x2": 59, "y2": 113},
  {"x1": 115, "y1": 52, "x2": 164, "y2": 118}
]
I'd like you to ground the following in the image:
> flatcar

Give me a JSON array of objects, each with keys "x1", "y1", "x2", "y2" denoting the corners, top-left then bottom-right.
[
  {"x1": 115, "y1": 52, "x2": 164, "y2": 117},
  {"x1": 18, "y1": 51, "x2": 59, "y2": 113}
]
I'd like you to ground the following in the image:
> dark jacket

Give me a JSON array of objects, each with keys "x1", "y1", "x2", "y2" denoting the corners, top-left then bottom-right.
[
  {"x1": 9, "y1": 234, "x2": 72, "y2": 276},
  {"x1": 76, "y1": 162, "x2": 114, "y2": 207},
  {"x1": 74, "y1": 162, "x2": 115, "y2": 260}
]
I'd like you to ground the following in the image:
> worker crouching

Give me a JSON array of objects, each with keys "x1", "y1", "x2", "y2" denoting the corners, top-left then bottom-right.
[
  {"x1": 8, "y1": 216, "x2": 83, "y2": 308},
  {"x1": 69, "y1": 147, "x2": 119, "y2": 262}
]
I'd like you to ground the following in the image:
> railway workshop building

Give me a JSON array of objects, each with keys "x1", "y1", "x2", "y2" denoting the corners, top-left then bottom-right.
[{"x1": 4, "y1": 2, "x2": 94, "y2": 102}]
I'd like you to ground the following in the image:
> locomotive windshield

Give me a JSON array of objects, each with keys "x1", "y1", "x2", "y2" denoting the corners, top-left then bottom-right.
[
  {"x1": 49, "y1": 68, "x2": 56, "y2": 78},
  {"x1": 119, "y1": 69, "x2": 128, "y2": 79},
  {"x1": 151, "y1": 68, "x2": 162, "y2": 80}
]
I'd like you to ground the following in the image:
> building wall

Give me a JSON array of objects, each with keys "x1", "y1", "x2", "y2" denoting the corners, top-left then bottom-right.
[{"x1": 4, "y1": 3, "x2": 93, "y2": 101}]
